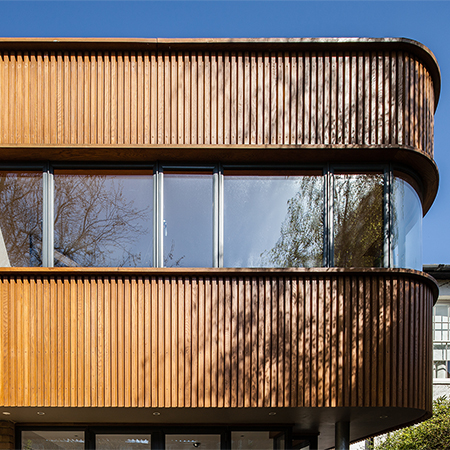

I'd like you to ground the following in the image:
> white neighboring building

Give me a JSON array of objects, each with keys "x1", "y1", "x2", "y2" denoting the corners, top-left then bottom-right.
[{"x1": 424, "y1": 264, "x2": 450, "y2": 400}]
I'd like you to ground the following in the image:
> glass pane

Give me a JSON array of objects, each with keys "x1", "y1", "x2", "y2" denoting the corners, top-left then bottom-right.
[
  {"x1": 22, "y1": 430, "x2": 85, "y2": 449},
  {"x1": 392, "y1": 177, "x2": 422, "y2": 270},
  {"x1": 232, "y1": 431, "x2": 285, "y2": 450},
  {"x1": 166, "y1": 434, "x2": 220, "y2": 450},
  {"x1": 224, "y1": 174, "x2": 323, "y2": 268},
  {"x1": 163, "y1": 173, "x2": 213, "y2": 267},
  {"x1": 433, "y1": 301, "x2": 450, "y2": 378},
  {"x1": 276, "y1": 435, "x2": 285, "y2": 450},
  {"x1": 292, "y1": 437, "x2": 312, "y2": 449},
  {"x1": 0, "y1": 171, "x2": 42, "y2": 267},
  {"x1": 54, "y1": 170, "x2": 153, "y2": 267},
  {"x1": 334, "y1": 173, "x2": 384, "y2": 267},
  {"x1": 435, "y1": 305, "x2": 449, "y2": 317},
  {"x1": 96, "y1": 434, "x2": 151, "y2": 449},
  {"x1": 433, "y1": 359, "x2": 450, "y2": 378}
]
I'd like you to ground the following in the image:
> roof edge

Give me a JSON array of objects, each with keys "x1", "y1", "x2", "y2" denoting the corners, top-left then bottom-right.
[
  {"x1": 423, "y1": 264, "x2": 450, "y2": 279},
  {"x1": 0, "y1": 37, "x2": 441, "y2": 109}
]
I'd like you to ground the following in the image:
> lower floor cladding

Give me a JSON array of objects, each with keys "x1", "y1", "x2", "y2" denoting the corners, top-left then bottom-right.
[
  {"x1": 0, "y1": 421, "x2": 14, "y2": 450},
  {"x1": 0, "y1": 267, "x2": 438, "y2": 449}
]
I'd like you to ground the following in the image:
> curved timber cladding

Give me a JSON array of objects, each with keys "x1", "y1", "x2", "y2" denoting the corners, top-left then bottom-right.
[
  {"x1": 0, "y1": 44, "x2": 437, "y2": 156},
  {"x1": 0, "y1": 268, "x2": 437, "y2": 412}
]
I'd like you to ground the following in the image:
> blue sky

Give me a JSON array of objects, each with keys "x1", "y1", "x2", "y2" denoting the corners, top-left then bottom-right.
[{"x1": 1, "y1": 0, "x2": 449, "y2": 264}]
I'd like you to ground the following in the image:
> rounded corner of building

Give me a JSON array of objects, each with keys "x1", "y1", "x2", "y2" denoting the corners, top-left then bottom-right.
[{"x1": 399, "y1": 37, "x2": 442, "y2": 110}]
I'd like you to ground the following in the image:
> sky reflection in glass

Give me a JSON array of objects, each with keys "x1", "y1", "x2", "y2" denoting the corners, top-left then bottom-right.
[
  {"x1": 392, "y1": 178, "x2": 423, "y2": 271},
  {"x1": 163, "y1": 173, "x2": 213, "y2": 267},
  {"x1": 224, "y1": 175, "x2": 323, "y2": 268}
]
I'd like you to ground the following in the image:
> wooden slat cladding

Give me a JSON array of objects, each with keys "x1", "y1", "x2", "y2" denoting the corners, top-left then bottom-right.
[
  {"x1": 0, "y1": 268, "x2": 436, "y2": 411},
  {"x1": 0, "y1": 51, "x2": 436, "y2": 157}
]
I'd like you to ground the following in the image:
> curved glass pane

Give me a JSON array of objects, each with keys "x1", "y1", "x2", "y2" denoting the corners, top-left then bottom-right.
[
  {"x1": 392, "y1": 177, "x2": 422, "y2": 270},
  {"x1": 224, "y1": 174, "x2": 323, "y2": 268},
  {"x1": 54, "y1": 170, "x2": 153, "y2": 267},
  {"x1": 334, "y1": 173, "x2": 384, "y2": 267},
  {"x1": 0, "y1": 171, "x2": 42, "y2": 267},
  {"x1": 163, "y1": 173, "x2": 213, "y2": 267}
]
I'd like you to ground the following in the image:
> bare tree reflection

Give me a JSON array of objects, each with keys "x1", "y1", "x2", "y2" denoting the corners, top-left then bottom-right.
[
  {"x1": 54, "y1": 175, "x2": 151, "y2": 267},
  {"x1": 163, "y1": 240, "x2": 185, "y2": 267},
  {"x1": 0, "y1": 173, "x2": 42, "y2": 267},
  {"x1": 0, "y1": 172, "x2": 152, "y2": 267}
]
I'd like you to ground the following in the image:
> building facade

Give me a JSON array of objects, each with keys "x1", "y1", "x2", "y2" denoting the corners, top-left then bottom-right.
[
  {"x1": 0, "y1": 38, "x2": 441, "y2": 449},
  {"x1": 424, "y1": 265, "x2": 450, "y2": 399}
]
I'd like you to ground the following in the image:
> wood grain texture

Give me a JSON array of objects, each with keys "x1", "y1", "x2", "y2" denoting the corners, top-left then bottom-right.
[
  {"x1": 0, "y1": 268, "x2": 437, "y2": 412},
  {"x1": 0, "y1": 50, "x2": 436, "y2": 158}
]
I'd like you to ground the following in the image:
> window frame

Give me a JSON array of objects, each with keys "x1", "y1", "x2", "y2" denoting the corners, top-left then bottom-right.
[
  {"x1": 155, "y1": 164, "x2": 217, "y2": 268},
  {"x1": 17, "y1": 424, "x2": 296, "y2": 450},
  {"x1": 433, "y1": 299, "x2": 450, "y2": 380},
  {"x1": 0, "y1": 161, "x2": 424, "y2": 270}
]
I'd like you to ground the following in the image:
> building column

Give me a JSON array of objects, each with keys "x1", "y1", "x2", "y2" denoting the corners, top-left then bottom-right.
[
  {"x1": 0, "y1": 421, "x2": 15, "y2": 450},
  {"x1": 335, "y1": 421, "x2": 350, "y2": 450}
]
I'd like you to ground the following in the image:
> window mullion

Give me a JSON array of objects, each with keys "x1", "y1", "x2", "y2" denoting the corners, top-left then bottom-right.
[
  {"x1": 384, "y1": 165, "x2": 394, "y2": 268},
  {"x1": 213, "y1": 166, "x2": 219, "y2": 268},
  {"x1": 154, "y1": 163, "x2": 164, "y2": 268},
  {"x1": 323, "y1": 166, "x2": 334, "y2": 268},
  {"x1": 218, "y1": 165, "x2": 224, "y2": 268},
  {"x1": 42, "y1": 163, "x2": 54, "y2": 268},
  {"x1": 213, "y1": 164, "x2": 224, "y2": 268}
]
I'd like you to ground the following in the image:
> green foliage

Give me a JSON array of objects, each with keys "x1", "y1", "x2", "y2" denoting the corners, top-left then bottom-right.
[{"x1": 374, "y1": 397, "x2": 450, "y2": 450}]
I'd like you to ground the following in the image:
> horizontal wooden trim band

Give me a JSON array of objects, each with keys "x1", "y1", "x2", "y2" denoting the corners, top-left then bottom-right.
[
  {"x1": 0, "y1": 37, "x2": 440, "y2": 102},
  {"x1": 0, "y1": 265, "x2": 439, "y2": 289},
  {"x1": 0, "y1": 267, "x2": 439, "y2": 298},
  {"x1": 0, "y1": 145, "x2": 438, "y2": 213}
]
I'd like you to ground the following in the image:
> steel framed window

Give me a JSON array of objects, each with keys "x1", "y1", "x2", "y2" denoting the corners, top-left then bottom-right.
[{"x1": 0, "y1": 162, "x2": 423, "y2": 270}]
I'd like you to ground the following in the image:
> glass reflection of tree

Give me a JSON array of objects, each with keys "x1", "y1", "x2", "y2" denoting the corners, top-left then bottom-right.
[
  {"x1": 163, "y1": 240, "x2": 185, "y2": 267},
  {"x1": 0, "y1": 173, "x2": 42, "y2": 267},
  {"x1": 262, "y1": 175, "x2": 383, "y2": 268},
  {"x1": 0, "y1": 173, "x2": 151, "y2": 268},
  {"x1": 334, "y1": 175, "x2": 383, "y2": 268},
  {"x1": 54, "y1": 175, "x2": 150, "y2": 267},
  {"x1": 261, "y1": 177, "x2": 324, "y2": 268}
]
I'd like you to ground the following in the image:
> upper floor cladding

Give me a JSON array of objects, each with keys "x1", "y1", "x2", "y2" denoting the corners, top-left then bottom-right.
[{"x1": 0, "y1": 38, "x2": 440, "y2": 152}]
